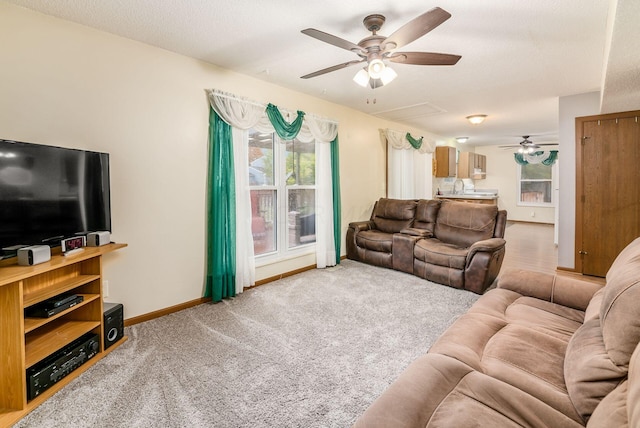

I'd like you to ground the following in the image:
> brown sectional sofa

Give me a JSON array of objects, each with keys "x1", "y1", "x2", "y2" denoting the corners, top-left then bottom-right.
[
  {"x1": 347, "y1": 198, "x2": 507, "y2": 294},
  {"x1": 354, "y1": 237, "x2": 640, "y2": 428}
]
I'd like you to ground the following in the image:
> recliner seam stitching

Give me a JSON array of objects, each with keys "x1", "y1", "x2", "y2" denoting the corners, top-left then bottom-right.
[{"x1": 484, "y1": 354, "x2": 567, "y2": 393}]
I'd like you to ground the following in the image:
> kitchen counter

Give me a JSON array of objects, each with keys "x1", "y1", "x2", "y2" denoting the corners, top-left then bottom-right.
[{"x1": 436, "y1": 193, "x2": 498, "y2": 205}]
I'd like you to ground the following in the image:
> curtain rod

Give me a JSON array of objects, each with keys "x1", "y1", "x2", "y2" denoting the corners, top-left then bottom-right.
[{"x1": 207, "y1": 89, "x2": 338, "y2": 125}]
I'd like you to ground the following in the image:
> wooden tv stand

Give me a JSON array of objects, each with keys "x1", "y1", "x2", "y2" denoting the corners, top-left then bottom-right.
[{"x1": 0, "y1": 243, "x2": 127, "y2": 427}]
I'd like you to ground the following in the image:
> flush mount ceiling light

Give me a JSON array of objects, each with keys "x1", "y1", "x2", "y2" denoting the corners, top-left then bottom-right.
[
  {"x1": 456, "y1": 137, "x2": 469, "y2": 143},
  {"x1": 466, "y1": 115, "x2": 487, "y2": 125}
]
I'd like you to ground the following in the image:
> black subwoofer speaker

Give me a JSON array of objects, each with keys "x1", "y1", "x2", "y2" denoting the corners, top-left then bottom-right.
[{"x1": 103, "y1": 302, "x2": 124, "y2": 349}]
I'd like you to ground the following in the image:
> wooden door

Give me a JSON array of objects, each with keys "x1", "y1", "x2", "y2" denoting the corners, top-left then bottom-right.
[{"x1": 576, "y1": 111, "x2": 640, "y2": 276}]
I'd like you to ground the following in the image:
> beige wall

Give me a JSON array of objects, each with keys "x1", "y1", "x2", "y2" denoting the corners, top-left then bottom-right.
[
  {"x1": 474, "y1": 146, "x2": 556, "y2": 223},
  {"x1": 0, "y1": 2, "x2": 439, "y2": 319}
]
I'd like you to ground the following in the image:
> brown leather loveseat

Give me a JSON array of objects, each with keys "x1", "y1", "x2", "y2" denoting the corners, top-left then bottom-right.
[
  {"x1": 346, "y1": 198, "x2": 507, "y2": 294},
  {"x1": 354, "y1": 237, "x2": 640, "y2": 428}
]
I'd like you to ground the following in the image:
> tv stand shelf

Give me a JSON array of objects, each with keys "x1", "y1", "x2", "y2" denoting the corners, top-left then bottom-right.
[{"x1": 0, "y1": 243, "x2": 126, "y2": 427}]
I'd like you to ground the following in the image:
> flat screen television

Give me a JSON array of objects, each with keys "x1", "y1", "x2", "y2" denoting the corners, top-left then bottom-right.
[{"x1": 0, "y1": 139, "x2": 111, "y2": 256}]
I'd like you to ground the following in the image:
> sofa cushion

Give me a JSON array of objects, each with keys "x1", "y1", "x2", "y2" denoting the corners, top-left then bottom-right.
[
  {"x1": 564, "y1": 318, "x2": 626, "y2": 422},
  {"x1": 354, "y1": 353, "x2": 584, "y2": 428},
  {"x1": 413, "y1": 199, "x2": 441, "y2": 232},
  {"x1": 564, "y1": 237, "x2": 640, "y2": 422},
  {"x1": 587, "y1": 380, "x2": 628, "y2": 428},
  {"x1": 429, "y1": 289, "x2": 585, "y2": 423},
  {"x1": 584, "y1": 288, "x2": 604, "y2": 323},
  {"x1": 372, "y1": 198, "x2": 417, "y2": 234},
  {"x1": 600, "y1": 237, "x2": 640, "y2": 365},
  {"x1": 414, "y1": 238, "x2": 467, "y2": 270},
  {"x1": 355, "y1": 230, "x2": 393, "y2": 253},
  {"x1": 630, "y1": 342, "x2": 640, "y2": 428},
  {"x1": 433, "y1": 200, "x2": 498, "y2": 248},
  {"x1": 588, "y1": 341, "x2": 640, "y2": 427}
]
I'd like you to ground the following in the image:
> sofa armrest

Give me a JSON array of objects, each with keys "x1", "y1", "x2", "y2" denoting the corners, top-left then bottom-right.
[
  {"x1": 392, "y1": 232, "x2": 420, "y2": 274},
  {"x1": 497, "y1": 269, "x2": 604, "y2": 311},
  {"x1": 349, "y1": 220, "x2": 374, "y2": 232},
  {"x1": 399, "y1": 227, "x2": 432, "y2": 238},
  {"x1": 467, "y1": 238, "x2": 506, "y2": 259}
]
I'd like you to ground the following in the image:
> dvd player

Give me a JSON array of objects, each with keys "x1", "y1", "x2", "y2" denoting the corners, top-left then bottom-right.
[{"x1": 25, "y1": 294, "x2": 84, "y2": 318}]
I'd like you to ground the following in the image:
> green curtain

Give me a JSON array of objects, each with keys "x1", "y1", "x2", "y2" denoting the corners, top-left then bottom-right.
[
  {"x1": 331, "y1": 136, "x2": 342, "y2": 265},
  {"x1": 405, "y1": 133, "x2": 423, "y2": 150},
  {"x1": 266, "y1": 103, "x2": 305, "y2": 140},
  {"x1": 205, "y1": 108, "x2": 236, "y2": 302},
  {"x1": 514, "y1": 150, "x2": 558, "y2": 166}
]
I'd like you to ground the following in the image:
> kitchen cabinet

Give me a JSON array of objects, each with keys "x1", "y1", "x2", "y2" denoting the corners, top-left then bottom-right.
[
  {"x1": 434, "y1": 146, "x2": 456, "y2": 177},
  {"x1": 458, "y1": 152, "x2": 486, "y2": 179}
]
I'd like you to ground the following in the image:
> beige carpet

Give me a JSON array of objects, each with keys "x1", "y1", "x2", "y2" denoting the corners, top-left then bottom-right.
[{"x1": 15, "y1": 260, "x2": 479, "y2": 428}]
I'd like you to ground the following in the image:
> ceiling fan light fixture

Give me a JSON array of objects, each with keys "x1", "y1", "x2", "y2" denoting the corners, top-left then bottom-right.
[
  {"x1": 466, "y1": 114, "x2": 487, "y2": 125},
  {"x1": 379, "y1": 66, "x2": 397, "y2": 85},
  {"x1": 353, "y1": 68, "x2": 369, "y2": 87},
  {"x1": 367, "y1": 59, "x2": 385, "y2": 79}
]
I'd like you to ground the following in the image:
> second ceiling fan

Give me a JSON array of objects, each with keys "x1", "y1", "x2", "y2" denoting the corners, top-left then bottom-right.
[
  {"x1": 499, "y1": 136, "x2": 558, "y2": 153},
  {"x1": 300, "y1": 7, "x2": 461, "y2": 88}
]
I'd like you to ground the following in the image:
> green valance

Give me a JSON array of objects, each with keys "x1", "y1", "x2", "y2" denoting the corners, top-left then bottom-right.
[
  {"x1": 514, "y1": 150, "x2": 558, "y2": 166},
  {"x1": 405, "y1": 133, "x2": 423, "y2": 150},
  {"x1": 266, "y1": 103, "x2": 305, "y2": 140}
]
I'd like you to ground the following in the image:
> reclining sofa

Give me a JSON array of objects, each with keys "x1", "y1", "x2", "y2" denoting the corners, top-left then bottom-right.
[
  {"x1": 354, "y1": 237, "x2": 640, "y2": 428},
  {"x1": 346, "y1": 198, "x2": 507, "y2": 294}
]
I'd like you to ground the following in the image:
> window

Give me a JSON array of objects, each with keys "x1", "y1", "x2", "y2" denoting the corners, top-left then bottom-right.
[
  {"x1": 517, "y1": 162, "x2": 553, "y2": 206},
  {"x1": 248, "y1": 129, "x2": 316, "y2": 258}
]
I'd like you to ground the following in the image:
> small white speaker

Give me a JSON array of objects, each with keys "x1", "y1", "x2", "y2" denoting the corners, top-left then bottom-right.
[
  {"x1": 17, "y1": 245, "x2": 51, "y2": 266},
  {"x1": 87, "y1": 231, "x2": 111, "y2": 247}
]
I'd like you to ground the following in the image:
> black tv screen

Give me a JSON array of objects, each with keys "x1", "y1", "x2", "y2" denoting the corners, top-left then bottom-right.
[{"x1": 0, "y1": 139, "x2": 111, "y2": 253}]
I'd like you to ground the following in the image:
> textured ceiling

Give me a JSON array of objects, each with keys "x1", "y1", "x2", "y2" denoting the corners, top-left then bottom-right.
[{"x1": 5, "y1": 0, "x2": 639, "y2": 146}]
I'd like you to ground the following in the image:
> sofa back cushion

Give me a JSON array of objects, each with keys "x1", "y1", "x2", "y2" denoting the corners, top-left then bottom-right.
[
  {"x1": 601, "y1": 237, "x2": 640, "y2": 364},
  {"x1": 372, "y1": 198, "x2": 417, "y2": 234},
  {"x1": 564, "y1": 237, "x2": 640, "y2": 422},
  {"x1": 413, "y1": 199, "x2": 442, "y2": 233},
  {"x1": 588, "y1": 341, "x2": 640, "y2": 428},
  {"x1": 433, "y1": 200, "x2": 498, "y2": 248},
  {"x1": 631, "y1": 343, "x2": 640, "y2": 428}
]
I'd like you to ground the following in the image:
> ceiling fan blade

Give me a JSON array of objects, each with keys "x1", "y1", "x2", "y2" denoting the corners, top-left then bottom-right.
[
  {"x1": 381, "y1": 7, "x2": 451, "y2": 52},
  {"x1": 300, "y1": 59, "x2": 365, "y2": 79},
  {"x1": 301, "y1": 28, "x2": 365, "y2": 55},
  {"x1": 387, "y1": 51, "x2": 461, "y2": 66}
]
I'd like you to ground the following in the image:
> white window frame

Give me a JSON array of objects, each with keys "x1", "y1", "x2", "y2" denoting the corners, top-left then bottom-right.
[
  {"x1": 516, "y1": 161, "x2": 557, "y2": 207},
  {"x1": 249, "y1": 130, "x2": 316, "y2": 264}
]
